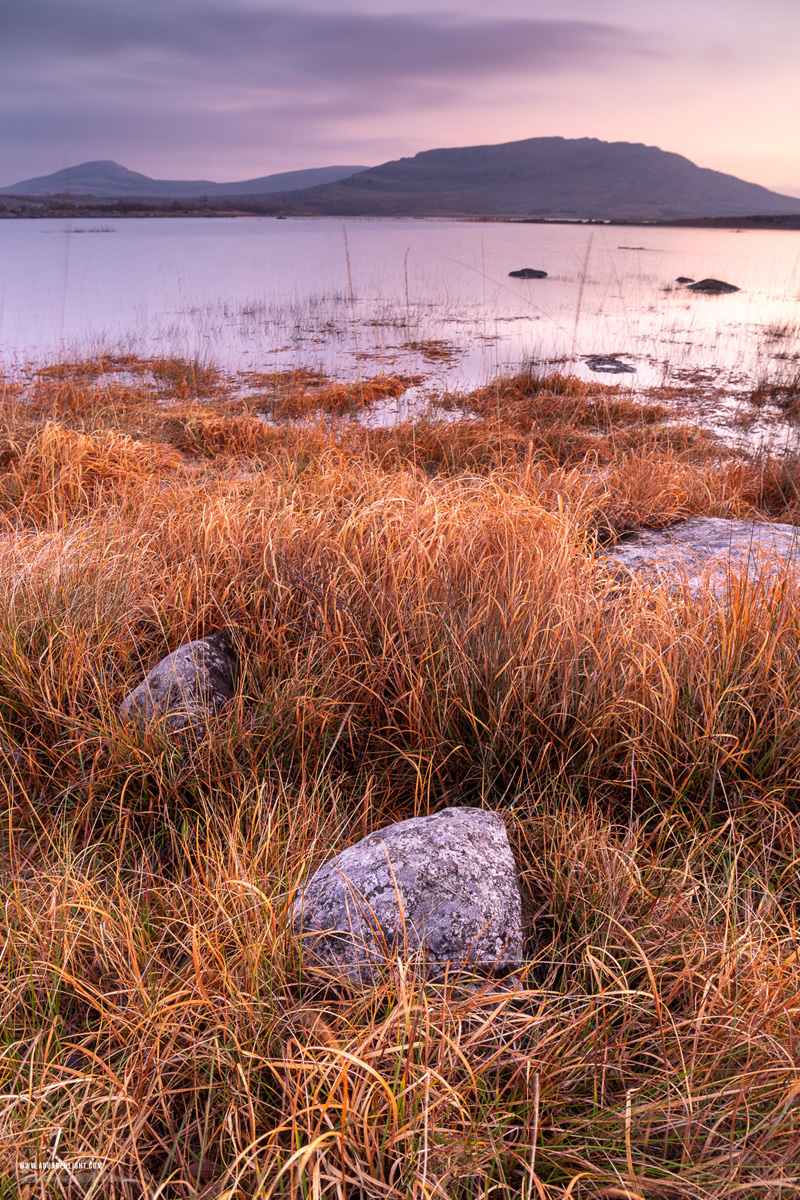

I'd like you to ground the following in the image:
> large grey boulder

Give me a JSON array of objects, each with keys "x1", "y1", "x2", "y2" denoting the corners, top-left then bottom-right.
[
  {"x1": 604, "y1": 517, "x2": 800, "y2": 597},
  {"x1": 293, "y1": 808, "x2": 523, "y2": 984},
  {"x1": 119, "y1": 631, "x2": 236, "y2": 734}
]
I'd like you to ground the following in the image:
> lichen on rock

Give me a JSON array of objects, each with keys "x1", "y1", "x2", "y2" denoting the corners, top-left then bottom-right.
[
  {"x1": 119, "y1": 630, "x2": 236, "y2": 735},
  {"x1": 292, "y1": 807, "x2": 524, "y2": 985}
]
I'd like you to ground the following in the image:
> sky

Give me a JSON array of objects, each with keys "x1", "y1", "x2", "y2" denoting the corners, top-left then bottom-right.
[{"x1": 2, "y1": 0, "x2": 799, "y2": 194}]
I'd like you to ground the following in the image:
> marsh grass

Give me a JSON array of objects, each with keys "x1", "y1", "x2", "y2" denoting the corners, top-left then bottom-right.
[
  {"x1": 748, "y1": 359, "x2": 800, "y2": 410},
  {"x1": 2, "y1": 358, "x2": 800, "y2": 1196},
  {"x1": 258, "y1": 372, "x2": 425, "y2": 420},
  {"x1": 400, "y1": 340, "x2": 461, "y2": 363}
]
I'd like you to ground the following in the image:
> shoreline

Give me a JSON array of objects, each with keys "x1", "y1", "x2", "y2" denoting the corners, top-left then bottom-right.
[{"x1": 2, "y1": 193, "x2": 800, "y2": 229}]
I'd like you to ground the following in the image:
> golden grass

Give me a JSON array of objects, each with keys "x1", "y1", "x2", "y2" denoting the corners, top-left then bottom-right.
[
  {"x1": 1, "y1": 358, "x2": 800, "y2": 1196},
  {"x1": 260, "y1": 371, "x2": 425, "y2": 420},
  {"x1": 0, "y1": 422, "x2": 183, "y2": 521},
  {"x1": 35, "y1": 354, "x2": 222, "y2": 397},
  {"x1": 400, "y1": 339, "x2": 460, "y2": 363}
]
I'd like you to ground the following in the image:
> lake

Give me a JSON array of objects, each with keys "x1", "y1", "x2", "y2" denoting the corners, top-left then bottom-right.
[{"x1": 1, "y1": 216, "x2": 799, "y2": 397}]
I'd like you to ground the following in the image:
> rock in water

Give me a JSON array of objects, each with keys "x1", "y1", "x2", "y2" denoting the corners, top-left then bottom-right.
[
  {"x1": 508, "y1": 268, "x2": 548, "y2": 279},
  {"x1": 686, "y1": 278, "x2": 740, "y2": 294},
  {"x1": 293, "y1": 808, "x2": 523, "y2": 984},
  {"x1": 586, "y1": 356, "x2": 635, "y2": 374},
  {"x1": 604, "y1": 517, "x2": 800, "y2": 597},
  {"x1": 119, "y1": 631, "x2": 236, "y2": 734},
  {"x1": 675, "y1": 276, "x2": 694, "y2": 284}
]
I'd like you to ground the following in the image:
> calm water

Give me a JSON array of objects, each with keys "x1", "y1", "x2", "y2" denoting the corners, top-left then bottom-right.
[{"x1": 1, "y1": 217, "x2": 799, "y2": 394}]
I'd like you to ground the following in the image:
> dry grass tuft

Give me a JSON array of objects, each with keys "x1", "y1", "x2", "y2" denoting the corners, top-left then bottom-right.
[
  {"x1": 160, "y1": 408, "x2": 274, "y2": 458},
  {"x1": 400, "y1": 338, "x2": 461, "y2": 362},
  {"x1": 0, "y1": 422, "x2": 183, "y2": 521},
  {"x1": 258, "y1": 371, "x2": 424, "y2": 419}
]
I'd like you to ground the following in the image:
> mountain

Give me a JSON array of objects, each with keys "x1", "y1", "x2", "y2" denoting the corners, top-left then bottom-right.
[
  {"x1": 0, "y1": 160, "x2": 367, "y2": 198},
  {"x1": 5, "y1": 140, "x2": 800, "y2": 220},
  {"x1": 257, "y1": 137, "x2": 800, "y2": 220}
]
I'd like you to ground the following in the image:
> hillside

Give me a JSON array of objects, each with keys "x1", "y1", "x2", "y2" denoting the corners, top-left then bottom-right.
[
  {"x1": 0, "y1": 160, "x2": 366, "y2": 199},
  {"x1": 260, "y1": 137, "x2": 800, "y2": 220},
  {"x1": 5, "y1": 139, "x2": 800, "y2": 220}
]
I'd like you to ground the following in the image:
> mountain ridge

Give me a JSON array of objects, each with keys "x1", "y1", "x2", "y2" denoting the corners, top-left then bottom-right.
[
  {"x1": 0, "y1": 160, "x2": 367, "y2": 199},
  {"x1": 257, "y1": 137, "x2": 800, "y2": 220},
  {"x1": 4, "y1": 138, "x2": 800, "y2": 220}
]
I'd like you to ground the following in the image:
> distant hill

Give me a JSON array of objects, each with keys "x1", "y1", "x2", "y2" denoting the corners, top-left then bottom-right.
[
  {"x1": 0, "y1": 160, "x2": 367, "y2": 198},
  {"x1": 257, "y1": 137, "x2": 800, "y2": 220},
  {"x1": 5, "y1": 140, "x2": 800, "y2": 221}
]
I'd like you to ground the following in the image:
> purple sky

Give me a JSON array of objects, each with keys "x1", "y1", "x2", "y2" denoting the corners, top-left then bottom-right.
[{"x1": 2, "y1": 0, "x2": 799, "y2": 194}]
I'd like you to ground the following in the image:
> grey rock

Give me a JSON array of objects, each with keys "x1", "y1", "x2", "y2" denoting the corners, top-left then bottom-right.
[
  {"x1": 509, "y1": 268, "x2": 548, "y2": 279},
  {"x1": 604, "y1": 517, "x2": 800, "y2": 597},
  {"x1": 293, "y1": 807, "x2": 523, "y2": 984},
  {"x1": 586, "y1": 356, "x2": 635, "y2": 374},
  {"x1": 686, "y1": 278, "x2": 740, "y2": 294},
  {"x1": 119, "y1": 631, "x2": 236, "y2": 734}
]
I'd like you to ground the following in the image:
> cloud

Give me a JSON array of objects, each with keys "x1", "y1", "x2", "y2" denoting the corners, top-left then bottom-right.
[
  {"x1": 0, "y1": 2, "x2": 656, "y2": 180},
  {"x1": 1, "y1": 3, "x2": 649, "y2": 82},
  {"x1": 1, "y1": 4, "x2": 652, "y2": 102}
]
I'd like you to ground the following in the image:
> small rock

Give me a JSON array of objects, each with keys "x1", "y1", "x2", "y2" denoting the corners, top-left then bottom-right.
[
  {"x1": 686, "y1": 278, "x2": 740, "y2": 294},
  {"x1": 603, "y1": 517, "x2": 800, "y2": 597},
  {"x1": 292, "y1": 807, "x2": 523, "y2": 984},
  {"x1": 119, "y1": 631, "x2": 236, "y2": 734},
  {"x1": 508, "y1": 268, "x2": 548, "y2": 279},
  {"x1": 675, "y1": 276, "x2": 694, "y2": 284},
  {"x1": 585, "y1": 356, "x2": 635, "y2": 374}
]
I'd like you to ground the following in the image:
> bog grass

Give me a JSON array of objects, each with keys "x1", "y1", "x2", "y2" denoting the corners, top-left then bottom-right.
[{"x1": 1, "y1": 359, "x2": 800, "y2": 1197}]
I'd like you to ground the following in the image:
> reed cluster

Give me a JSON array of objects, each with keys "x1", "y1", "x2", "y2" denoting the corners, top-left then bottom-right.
[{"x1": 1, "y1": 358, "x2": 800, "y2": 1197}]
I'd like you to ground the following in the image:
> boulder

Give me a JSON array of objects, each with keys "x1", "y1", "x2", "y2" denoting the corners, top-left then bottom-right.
[
  {"x1": 119, "y1": 631, "x2": 236, "y2": 734},
  {"x1": 586, "y1": 356, "x2": 635, "y2": 374},
  {"x1": 675, "y1": 276, "x2": 694, "y2": 284},
  {"x1": 292, "y1": 807, "x2": 523, "y2": 984},
  {"x1": 604, "y1": 517, "x2": 800, "y2": 597},
  {"x1": 686, "y1": 278, "x2": 740, "y2": 294},
  {"x1": 509, "y1": 268, "x2": 548, "y2": 279}
]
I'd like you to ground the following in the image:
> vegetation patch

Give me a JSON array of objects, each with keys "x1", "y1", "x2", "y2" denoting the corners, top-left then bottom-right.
[{"x1": 1, "y1": 356, "x2": 800, "y2": 1196}]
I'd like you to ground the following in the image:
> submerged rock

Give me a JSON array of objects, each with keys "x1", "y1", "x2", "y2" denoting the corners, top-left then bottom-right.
[
  {"x1": 585, "y1": 356, "x2": 635, "y2": 374},
  {"x1": 604, "y1": 517, "x2": 800, "y2": 597},
  {"x1": 508, "y1": 268, "x2": 548, "y2": 279},
  {"x1": 119, "y1": 631, "x2": 236, "y2": 734},
  {"x1": 292, "y1": 807, "x2": 523, "y2": 984},
  {"x1": 686, "y1": 278, "x2": 740, "y2": 294}
]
